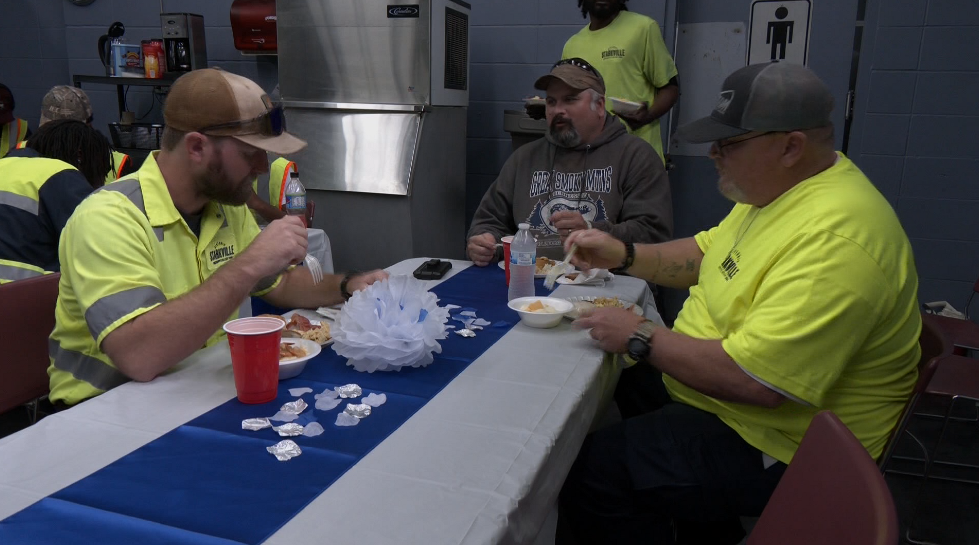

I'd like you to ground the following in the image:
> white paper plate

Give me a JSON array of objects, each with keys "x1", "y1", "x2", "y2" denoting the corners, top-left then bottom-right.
[
  {"x1": 281, "y1": 309, "x2": 334, "y2": 346},
  {"x1": 609, "y1": 97, "x2": 643, "y2": 116},
  {"x1": 564, "y1": 296, "x2": 644, "y2": 320},
  {"x1": 497, "y1": 259, "x2": 577, "y2": 278}
]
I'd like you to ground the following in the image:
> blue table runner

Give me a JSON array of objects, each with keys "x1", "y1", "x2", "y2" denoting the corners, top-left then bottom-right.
[{"x1": 0, "y1": 266, "x2": 536, "y2": 544}]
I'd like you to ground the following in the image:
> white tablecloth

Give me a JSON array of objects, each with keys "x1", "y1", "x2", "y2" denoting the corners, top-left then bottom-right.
[{"x1": 0, "y1": 258, "x2": 658, "y2": 544}]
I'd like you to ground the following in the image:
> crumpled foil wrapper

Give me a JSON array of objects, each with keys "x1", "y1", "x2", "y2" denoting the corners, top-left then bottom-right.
[
  {"x1": 331, "y1": 275, "x2": 450, "y2": 372},
  {"x1": 242, "y1": 418, "x2": 272, "y2": 431},
  {"x1": 267, "y1": 439, "x2": 302, "y2": 461},
  {"x1": 280, "y1": 399, "x2": 308, "y2": 415},
  {"x1": 344, "y1": 403, "x2": 372, "y2": 419},
  {"x1": 273, "y1": 422, "x2": 304, "y2": 437},
  {"x1": 337, "y1": 384, "x2": 362, "y2": 398}
]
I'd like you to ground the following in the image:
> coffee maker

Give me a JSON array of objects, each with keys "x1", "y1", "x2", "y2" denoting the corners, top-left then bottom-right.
[{"x1": 161, "y1": 13, "x2": 207, "y2": 73}]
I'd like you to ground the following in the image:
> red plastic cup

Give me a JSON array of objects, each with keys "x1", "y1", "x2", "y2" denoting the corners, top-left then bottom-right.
[
  {"x1": 223, "y1": 317, "x2": 284, "y2": 404},
  {"x1": 501, "y1": 235, "x2": 514, "y2": 285}
]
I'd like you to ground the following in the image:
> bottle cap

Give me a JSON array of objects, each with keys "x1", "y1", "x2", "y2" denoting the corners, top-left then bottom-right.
[{"x1": 518, "y1": 223, "x2": 530, "y2": 230}]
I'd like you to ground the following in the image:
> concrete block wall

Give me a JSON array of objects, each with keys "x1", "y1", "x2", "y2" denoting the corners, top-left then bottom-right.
[
  {"x1": 0, "y1": 0, "x2": 277, "y2": 141},
  {"x1": 850, "y1": 0, "x2": 979, "y2": 311}
]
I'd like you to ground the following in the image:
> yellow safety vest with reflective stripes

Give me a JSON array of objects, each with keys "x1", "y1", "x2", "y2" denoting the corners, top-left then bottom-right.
[
  {"x1": 252, "y1": 157, "x2": 296, "y2": 209},
  {"x1": 105, "y1": 150, "x2": 131, "y2": 184},
  {"x1": 0, "y1": 118, "x2": 29, "y2": 159},
  {"x1": 48, "y1": 151, "x2": 282, "y2": 406},
  {"x1": 0, "y1": 153, "x2": 89, "y2": 282}
]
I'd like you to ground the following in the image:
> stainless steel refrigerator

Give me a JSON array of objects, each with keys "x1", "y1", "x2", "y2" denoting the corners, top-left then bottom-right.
[{"x1": 277, "y1": 0, "x2": 470, "y2": 271}]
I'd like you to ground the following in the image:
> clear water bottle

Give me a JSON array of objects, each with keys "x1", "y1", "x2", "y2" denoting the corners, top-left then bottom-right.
[
  {"x1": 508, "y1": 223, "x2": 537, "y2": 301},
  {"x1": 284, "y1": 171, "x2": 307, "y2": 227}
]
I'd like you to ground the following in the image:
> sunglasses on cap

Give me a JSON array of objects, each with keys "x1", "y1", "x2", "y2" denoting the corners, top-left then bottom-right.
[
  {"x1": 553, "y1": 58, "x2": 600, "y2": 78},
  {"x1": 198, "y1": 105, "x2": 286, "y2": 137}
]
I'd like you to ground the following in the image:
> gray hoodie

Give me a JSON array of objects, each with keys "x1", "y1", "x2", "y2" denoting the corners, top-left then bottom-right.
[{"x1": 468, "y1": 115, "x2": 673, "y2": 260}]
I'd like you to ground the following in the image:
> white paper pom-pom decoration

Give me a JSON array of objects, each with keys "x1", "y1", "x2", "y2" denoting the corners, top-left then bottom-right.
[{"x1": 331, "y1": 275, "x2": 450, "y2": 372}]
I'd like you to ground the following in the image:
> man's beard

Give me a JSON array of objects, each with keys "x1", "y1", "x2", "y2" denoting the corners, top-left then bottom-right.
[
  {"x1": 196, "y1": 155, "x2": 252, "y2": 206},
  {"x1": 549, "y1": 118, "x2": 582, "y2": 148},
  {"x1": 718, "y1": 178, "x2": 749, "y2": 204}
]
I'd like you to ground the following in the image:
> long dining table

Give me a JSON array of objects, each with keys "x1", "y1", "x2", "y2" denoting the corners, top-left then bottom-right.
[{"x1": 0, "y1": 258, "x2": 660, "y2": 544}]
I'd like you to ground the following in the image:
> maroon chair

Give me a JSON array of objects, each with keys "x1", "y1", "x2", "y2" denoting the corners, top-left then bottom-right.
[
  {"x1": 748, "y1": 411, "x2": 899, "y2": 545},
  {"x1": 879, "y1": 313, "x2": 954, "y2": 472},
  {"x1": 0, "y1": 273, "x2": 60, "y2": 422}
]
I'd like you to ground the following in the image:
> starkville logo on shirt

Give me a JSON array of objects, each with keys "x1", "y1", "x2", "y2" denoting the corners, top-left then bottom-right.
[
  {"x1": 601, "y1": 46, "x2": 626, "y2": 60},
  {"x1": 719, "y1": 248, "x2": 741, "y2": 281},
  {"x1": 209, "y1": 242, "x2": 236, "y2": 266}
]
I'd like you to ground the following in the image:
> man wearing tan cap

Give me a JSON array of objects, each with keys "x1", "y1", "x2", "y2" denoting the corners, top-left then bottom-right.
[
  {"x1": 467, "y1": 58, "x2": 672, "y2": 265},
  {"x1": 48, "y1": 68, "x2": 388, "y2": 407},
  {"x1": 27, "y1": 85, "x2": 135, "y2": 183}
]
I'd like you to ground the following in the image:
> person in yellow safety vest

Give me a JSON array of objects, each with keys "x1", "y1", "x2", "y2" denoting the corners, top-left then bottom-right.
[
  {"x1": 0, "y1": 83, "x2": 31, "y2": 159},
  {"x1": 0, "y1": 119, "x2": 112, "y2": 283},
  {"x1": 248, "y1": 157, "x2": 296, "y2": 223},
  {"x1": 30, "y1": 85, "x2": 136, "y2": 183}
]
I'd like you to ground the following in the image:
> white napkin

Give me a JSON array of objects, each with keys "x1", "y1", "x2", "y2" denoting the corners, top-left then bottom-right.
[
  {"x1": 556, "y1": 268, "x2": 613, "y2": 286},
  {"x1": 331, "y1": 275, "x2": 450, "y2": 373}
]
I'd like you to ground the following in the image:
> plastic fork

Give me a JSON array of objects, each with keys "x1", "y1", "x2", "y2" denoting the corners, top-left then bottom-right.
[
  {"x1": 544, "y1": 243, "x2": 578, "y2": 290},
  {"x1": 304, "y1": 254, "x2": 323, "y2": 285}
]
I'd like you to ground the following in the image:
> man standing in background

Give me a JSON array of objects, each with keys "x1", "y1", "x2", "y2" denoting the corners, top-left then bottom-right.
[{"x1": 563, "y1": 0, "x2": 679, "y2": 165}]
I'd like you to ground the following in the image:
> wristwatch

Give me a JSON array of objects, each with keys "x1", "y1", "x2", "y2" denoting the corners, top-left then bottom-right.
[
  {"x1": 339, "y1": 274, "x2": 354, "y2": 300},
  {"x1": 626, "y1": 319, "x2": 656, "y2": 363},
  {"x1": 611, "y1": 242, "x2": 635, "y2": 274}
]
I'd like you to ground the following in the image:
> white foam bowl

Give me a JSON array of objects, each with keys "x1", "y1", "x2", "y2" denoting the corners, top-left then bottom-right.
[
  {"x1": 279, "y1": 338, "x2": 321, "y2": 380},
  {"x1": 507, "y1": 296, "x2": 574, "y2": 328}
]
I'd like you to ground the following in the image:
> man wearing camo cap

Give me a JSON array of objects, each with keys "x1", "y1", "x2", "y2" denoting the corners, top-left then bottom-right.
[{"x1": 33, "y1": 85, "x2": 133, "y2": 181}]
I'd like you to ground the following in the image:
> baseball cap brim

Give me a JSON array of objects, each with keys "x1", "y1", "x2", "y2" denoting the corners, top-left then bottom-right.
[
  {"x1": 676, "y1": 114, "x2": 751, "y2": 144},
  {"x1": 233, "y1": 131, "x2": 307, "y2": 155}
]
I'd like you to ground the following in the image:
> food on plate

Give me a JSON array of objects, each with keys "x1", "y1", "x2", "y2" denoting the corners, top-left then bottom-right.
[
  {"x1": 261, "y1": 313, "x2": 332, "y2": 343},
  {"x1": 521, "y1": 300, "x2": 558, "y2": 313},
  {"x1": 593, "y1": 296, "x2": 628, "y2": 308},
  {"x1": 279, "y1": 342, "x2": 307, "y2": 360},
  {"x1": 535, "y1": 257, "x2": 557, "y2": 275},
  {"x1": 563, "y1": 273, "x2": 579, "y2": 281}
]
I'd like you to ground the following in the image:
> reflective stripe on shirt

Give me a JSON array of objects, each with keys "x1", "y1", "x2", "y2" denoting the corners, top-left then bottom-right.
[
  {"x1": 49, "y1": 338, "x2": 131, "y2": 391},
  {"x1": 84, "y1": 285, "x2": 168, "y2": 340}
]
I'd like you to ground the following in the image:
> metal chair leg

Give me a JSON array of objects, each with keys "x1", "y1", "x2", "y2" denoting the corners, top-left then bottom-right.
[{"x1": 904, "y1": 395, "x2": 963, "y2": 545}]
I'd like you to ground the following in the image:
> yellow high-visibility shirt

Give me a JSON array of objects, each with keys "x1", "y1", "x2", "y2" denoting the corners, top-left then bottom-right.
[{"x1": 49, "y1": 151, "x2": 281, "y2": 405}]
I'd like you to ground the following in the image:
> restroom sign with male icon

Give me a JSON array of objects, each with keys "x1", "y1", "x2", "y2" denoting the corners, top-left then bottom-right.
[{"x1": 747, "y1": 0, "x2": 811, "y2": 66}]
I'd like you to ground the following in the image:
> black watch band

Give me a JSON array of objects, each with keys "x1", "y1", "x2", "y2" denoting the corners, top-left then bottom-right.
[
  {"x1": 611, "y1": 242, "x2": 635, "y2": 274},
  {"x1": 339, "y1": 274, "x2": 354, "y2": 300}
]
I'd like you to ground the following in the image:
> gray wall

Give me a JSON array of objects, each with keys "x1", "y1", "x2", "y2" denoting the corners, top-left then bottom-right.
[
  {"x1": 848, "y1": 0, "x2": 979, "y2": 313},
  {"x1": 0, "y1": 0, "x2": 277, "y2": 136}
]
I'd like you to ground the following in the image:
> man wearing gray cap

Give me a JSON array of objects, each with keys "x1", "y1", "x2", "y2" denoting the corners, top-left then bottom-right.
[
  {"x1": 556, "y1": 62, "x2": 919, "y2": 543},
  {"x1": 467, "y1": 58, "x2": 672, "y2": 265}
]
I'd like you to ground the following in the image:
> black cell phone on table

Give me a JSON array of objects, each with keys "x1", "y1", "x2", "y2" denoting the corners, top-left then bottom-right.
[{"x1": 413, "y1": 259, "x2": 452, "y2": 280}]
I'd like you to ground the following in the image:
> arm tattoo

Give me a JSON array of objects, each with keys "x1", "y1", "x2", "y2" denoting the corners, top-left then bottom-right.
[
  {"x1": 664, "y1": 261, "x2": 684, "y2": 278},
  {"x1": 685, "y1": 259, "x2": 696, "y2": 272}
]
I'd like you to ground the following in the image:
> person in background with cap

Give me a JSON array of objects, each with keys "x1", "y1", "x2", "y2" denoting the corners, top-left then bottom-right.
[
  {"x1": 554, "y1": 61, "x2": 920, "y2": 544},
  {"x1": 467, "y1": 58, "x2": 672, "y2": 265},
  {"x1": 562, "y1": 0, "x2": 679, "y2": 165},
  {"x1": 0, "y1": 83, "x2": 30, "y2": 159},
  {"x1": 22, "y1": 85, "x2": 136, "y2": 184},
  {"x1": 0, "y1": 119, "x2": 112, "y2": 283},
  {"x1": 48, "y1": 68, "x2": 388, "y2": 408}
]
